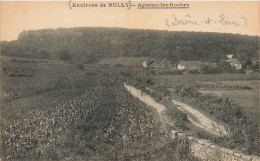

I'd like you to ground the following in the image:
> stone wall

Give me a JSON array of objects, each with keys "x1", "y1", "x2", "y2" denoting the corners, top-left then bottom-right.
[{"x1": 187, "y1": 136, "x2": 260, "y2": 161}]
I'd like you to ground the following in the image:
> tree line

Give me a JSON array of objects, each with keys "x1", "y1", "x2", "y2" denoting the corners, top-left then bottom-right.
[{"x1": 0, "y1": 27, "x2": 259, "y2": 64}]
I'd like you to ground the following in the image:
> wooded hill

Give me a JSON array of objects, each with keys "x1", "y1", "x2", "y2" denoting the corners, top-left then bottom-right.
[{"x1": 0, "y1": 27, "x2": 259, "y2": 64}]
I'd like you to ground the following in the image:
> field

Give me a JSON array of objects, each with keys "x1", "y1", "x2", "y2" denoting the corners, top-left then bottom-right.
[
  {"x1": 151, "y1": 73, "x2": 260, "y2": 154},
  {"x1": 1, "y1": 57, "x2": 199, "y2": 160},
  {"x1": 1, "y1": 25, "x2": 260, "y2": 160},
  {"x1": 1, "y1": 55, "x2": 259, "y2": 160},
  {"x1": 198, "y1": 80, "x2": 259, "y2": 121},
  {"x1": 156, "y1": 74, "x2": 259, "y2": 86},
  {"x1": 155, "y1": 74, "x2": 259, "y2": 120}
]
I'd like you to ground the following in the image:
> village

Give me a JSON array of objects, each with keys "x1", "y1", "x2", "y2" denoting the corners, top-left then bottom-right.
[{"x1": 99, "y1": 54, "x2": 259, "y2": 74}]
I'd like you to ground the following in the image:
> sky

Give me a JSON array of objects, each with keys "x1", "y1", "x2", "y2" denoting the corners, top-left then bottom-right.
[{"x1": 0, "y1": 1, "x2": 259, "y2": 41}]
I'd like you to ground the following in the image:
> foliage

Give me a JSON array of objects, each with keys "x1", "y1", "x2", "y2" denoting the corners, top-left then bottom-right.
[
  {"x1": 1, "y1": 27, "x2": 259, "y2": 64},
  {"x1": 172, "y1": 85, "x2": 259, "y2": 155},
  {"x1": 1, "y1": 61, "x2": 199, "y2": 160},
  {"x1": 201, "y1": 65, "x2": 221, "y2": 74}
]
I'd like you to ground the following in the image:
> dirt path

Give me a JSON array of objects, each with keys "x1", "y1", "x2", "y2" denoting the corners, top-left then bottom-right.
[
  {"x1": 124, "y1": 84, "x2": 260, "y2": 160},
  {"x1": 124, "y1": 83, "x2": 166, "y2": 115},
  {"x1": 124, "y1": 83, "x2": 227, "y2": 136},
  {"x1": 172, "y1": 100, "x2": 227, "y2": 136},
  {"x1": 124, "y1": 83, "x2": 168, "y2": 135}
]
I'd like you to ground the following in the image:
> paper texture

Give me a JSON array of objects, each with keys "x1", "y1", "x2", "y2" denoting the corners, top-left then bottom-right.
[{"x1": 0, "y1": 1, "x2": 259, "y2": 160}]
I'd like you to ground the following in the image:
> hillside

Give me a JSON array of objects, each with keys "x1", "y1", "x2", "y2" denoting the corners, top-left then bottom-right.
[
  {"x1": 0, "y1": 60, "x2": 199, "y2": 160},
  {"x1": 1, "y1": 52, "x2": 259, "y2": 160},
  {"x1": 0, "y1": 27, "x2": 259, "y2": 64}
]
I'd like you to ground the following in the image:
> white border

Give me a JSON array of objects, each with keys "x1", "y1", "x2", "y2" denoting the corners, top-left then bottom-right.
[{"x1": 0, "y1": 0, "x2": 259, "y2": 1}]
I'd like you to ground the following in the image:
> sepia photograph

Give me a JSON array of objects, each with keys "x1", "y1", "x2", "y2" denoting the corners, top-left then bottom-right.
[{"x1": 0, "y1": 1, "x2": 259, "y2": 160}]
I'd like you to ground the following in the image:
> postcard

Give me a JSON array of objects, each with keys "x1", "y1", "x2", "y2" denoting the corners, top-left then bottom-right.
[{"x1": 0, "y1": 1, "x2": 259, "y2": 160}]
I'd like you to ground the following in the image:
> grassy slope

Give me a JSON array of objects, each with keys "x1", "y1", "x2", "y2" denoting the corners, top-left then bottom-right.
[
  {"x1": 157, "y1": 74, "x2": 259, "y2": 121},
  {"x1": 199, "y1": 80, "x2": 259, "y2": 122}
]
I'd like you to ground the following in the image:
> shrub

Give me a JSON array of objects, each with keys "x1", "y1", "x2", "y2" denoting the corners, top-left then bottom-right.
[{"x1": 174, "y1": 84, "x2": 259, "y2": 155}]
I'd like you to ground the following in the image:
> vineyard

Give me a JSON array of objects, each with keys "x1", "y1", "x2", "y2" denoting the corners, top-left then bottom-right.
[
  {"x1": 1, "y1": 66, "x2": 196, "y2": 161},
  {"x1": 1, "y1": 57, "x2": 259, "y2": 160},
  {"x1": 2, "y1": 82, "x2": 156, "y2": 160}
]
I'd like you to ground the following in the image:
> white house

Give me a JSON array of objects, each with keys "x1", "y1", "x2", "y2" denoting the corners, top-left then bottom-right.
[
  {"x1": 177, "y1": 61, "x2": 201, "y2": 71},
  {"x1": 226, "y1": 57, "x2": 242, "y2": 70}
]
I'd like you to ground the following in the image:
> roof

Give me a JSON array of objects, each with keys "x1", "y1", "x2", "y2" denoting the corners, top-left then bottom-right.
[
  {"x1": 99, "y1": 57, "x2": 150, "y2": 66},
  {"x1": 178, "y1": 61, "x2": 202, "y2": 70},
  {"x1": 179, "y1": 61, "x2": 201, "y2": 67},
  {"x1": 226, "y1": 59, "x2": 241, "y2": 64},
  {"x1": 148, "y1": 58, "x2": 173, "y2": 69}
]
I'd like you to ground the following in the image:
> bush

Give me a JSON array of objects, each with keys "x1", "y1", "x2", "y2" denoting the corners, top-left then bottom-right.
[
  {"x1": 201, "y1": 66, "x2": 221, "y2": 74},
  {"x1": 174, "y1": 84, "x2": 259, "y2": 155}
]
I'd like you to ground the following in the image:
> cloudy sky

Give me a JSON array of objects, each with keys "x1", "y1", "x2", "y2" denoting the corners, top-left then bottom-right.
[{"x1": 0, "y1": 1, "x2": 259, "y2": 41}]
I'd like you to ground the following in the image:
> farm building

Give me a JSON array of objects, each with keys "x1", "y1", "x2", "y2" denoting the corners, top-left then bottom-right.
[
  {"x1": 177, "y1": 61, "x2": 217, "y2": 71},
  {"x1": 98, "y1": 57, "x2": 149, "y2": 67},
  {"x1": 251, "y1": 58, "x2": 259, "y2": 66},
  {"x1": 201, "y1": 62, "x2": 217, "y2": 68},
  {"x1": 226, "y1": 59, "x2": 242, "y2": 70},
  {"x1": 143, "y1": 58, "x2": 175, "y2": 71},
  {"x1": 225, "y1": 54, "x2": 242, "y2": 70},
  {"x1": 177, "y1": 61, "x2": 201, "y2": 71}
]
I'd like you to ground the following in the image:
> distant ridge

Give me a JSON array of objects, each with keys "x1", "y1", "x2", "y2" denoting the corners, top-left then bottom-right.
[{"x1": 1, "y1": 27, "x2": 259, "y2": 64}]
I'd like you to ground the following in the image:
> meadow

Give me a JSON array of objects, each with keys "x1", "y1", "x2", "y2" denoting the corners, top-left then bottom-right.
[
  {"x1": 149, "y1": 73, "x2": 260, "y2": 155},
  {"x1": 155, "y1": 74, "x2": 259, "y2": 86},
  {"x1": 155, "y1": 74, "x2": 259, "y2": 121},
  {"x1": 198, "y1": 80, "x2": 259, "y2": 121}
]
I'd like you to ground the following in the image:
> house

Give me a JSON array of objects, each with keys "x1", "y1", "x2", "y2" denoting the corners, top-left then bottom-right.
[
  {"x1": 143, "y1": 58, "x2": 174, "y2": 71},
  {"x1": 225, "y1": 54, "x2": 242, "y2": 70},
  {"x1": 177, "y1": 61, "x2": 201, "y2": 71},
  {"x1": 143, "y1": 61, "x2": 148, "y2": 68},
  {"x1": 99, "y1": 57, "x2": 149, "y2": 67},
  {"x1": 227, "y1": 54, "x2": 233, "y2": 59},
  {"x1": 226, "y1": 59, "x2": 242, "y2": 70},
  {"x1": 177, "y1": 61, "x2": 218, "y2": 72},
  {"x1": 201, "y1": 62, "x2": 217, "y2": 68},
  {"x1": 251, "y1": 58, "x2": 259, "y2": 66}
]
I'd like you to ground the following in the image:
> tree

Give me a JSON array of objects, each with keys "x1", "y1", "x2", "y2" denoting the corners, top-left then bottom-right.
[{"x1": 217, "y1": 61, "x2": 235, "y2": 73}]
